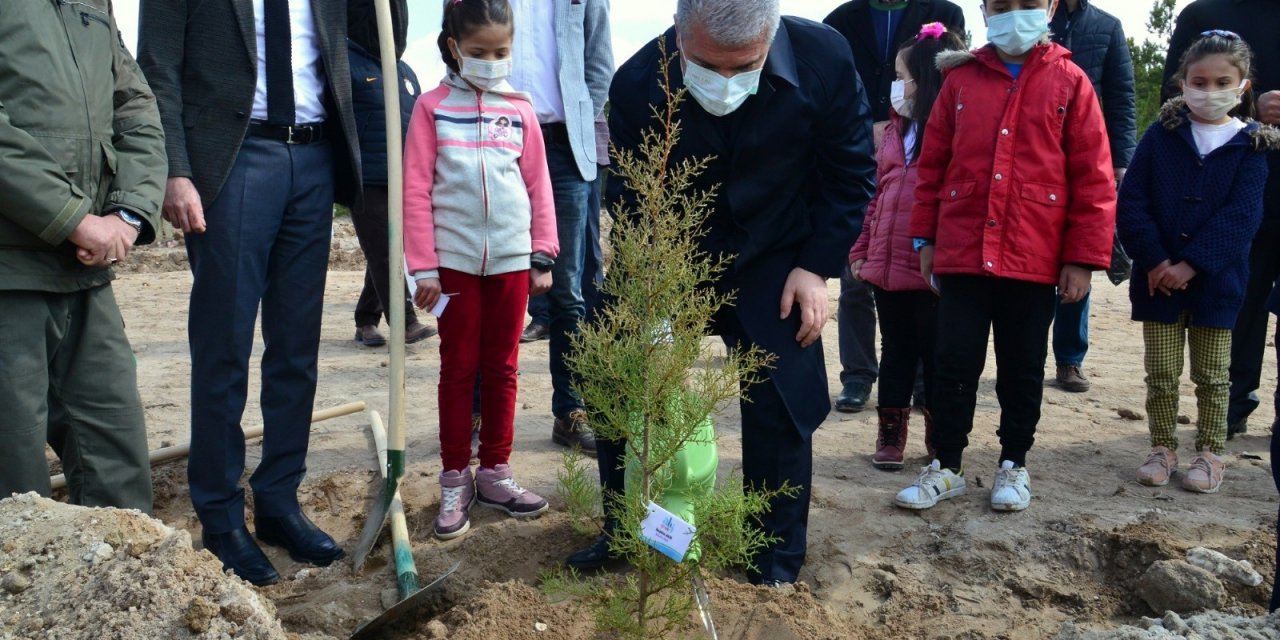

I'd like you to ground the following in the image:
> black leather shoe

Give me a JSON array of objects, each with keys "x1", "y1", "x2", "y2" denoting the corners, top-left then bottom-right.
[
  {"x1": 1227, "y1": 417, "x2": 1248, "y2": 440},
  {"x1": 254, "y1": 512, "x2": 345, "y2": 566},
  {"x1": 520, "y1": 321, "x2": 549, "y2": 343},
  {"x1": 566, "y1": 533, "x2": 622, "y2": 571},
  {"x1": 834, "y1": 383, "x2": 871, "y2": 413},
  {"x1": 202, "y1": 526, "x2": 280, "y2": 586}
]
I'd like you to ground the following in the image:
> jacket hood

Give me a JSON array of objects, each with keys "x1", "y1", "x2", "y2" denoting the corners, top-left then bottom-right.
[
  {"x1": 936, "y1": 36, "x2": 1061, "y2": 72},
  {"x1": 1160, "y1": 96, "x2": 1280, "y2": 153}
]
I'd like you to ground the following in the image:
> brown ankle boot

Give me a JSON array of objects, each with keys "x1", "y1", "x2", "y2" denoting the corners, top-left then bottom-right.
[
  {"x1": 873, "y1": 407, "x2": 911, "y2": 470},
  {"x1": 922, "y1": 408, "x2": 936, "y2": 460}
]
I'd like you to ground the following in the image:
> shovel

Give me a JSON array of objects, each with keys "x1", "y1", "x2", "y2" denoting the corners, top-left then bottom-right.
[
  {"x1": 351, "y1": 0, "x2": 410, "y2": 573},
  {"x1": 349, "y1": 410, "x2": 458, "y2": 640}
]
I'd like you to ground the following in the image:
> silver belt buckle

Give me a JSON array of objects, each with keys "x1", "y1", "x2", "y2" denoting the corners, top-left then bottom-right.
[{"x1": 285, "y1": 125, "x2": 302, "y2": 145}]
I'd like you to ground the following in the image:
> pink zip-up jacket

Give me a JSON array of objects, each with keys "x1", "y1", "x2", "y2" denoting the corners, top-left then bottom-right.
[
  {"x1": 404, "y1": 73, "x2": 558, "y2": 279},
  {"x1": 849, "y1": 115, "x2": 929, "y2": 292}
]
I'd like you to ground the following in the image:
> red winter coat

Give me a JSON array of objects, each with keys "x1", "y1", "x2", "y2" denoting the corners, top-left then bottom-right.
[
  {"x1": 849, "y1": 115, "x2": 929, "y2": 291},
  {"x1": 908, "y1": 44, "x2": 1116, "y2": 285}
]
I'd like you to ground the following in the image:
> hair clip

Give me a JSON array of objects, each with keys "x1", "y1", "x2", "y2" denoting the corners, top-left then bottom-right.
[
  {"x1": 1200, "y1": 29, "x2": 1240, "y2": 40},
  {"x1": 917, "y1": 22, "x2": 946, "y2": 41}
]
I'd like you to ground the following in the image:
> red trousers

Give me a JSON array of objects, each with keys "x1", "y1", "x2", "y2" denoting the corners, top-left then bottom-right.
[{"x1": 436, "y1": 268, "x2": 528, "y2": 472}]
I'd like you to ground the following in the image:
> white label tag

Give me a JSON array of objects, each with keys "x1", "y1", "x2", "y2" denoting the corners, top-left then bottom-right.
[{"x1": 640, "y1": 501, "x2": 695, "y2": 562}]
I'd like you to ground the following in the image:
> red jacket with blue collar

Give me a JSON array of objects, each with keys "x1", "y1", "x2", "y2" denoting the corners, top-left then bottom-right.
[{"x1": 908, "y1": 43, "x2": 1116, "y2": 285}]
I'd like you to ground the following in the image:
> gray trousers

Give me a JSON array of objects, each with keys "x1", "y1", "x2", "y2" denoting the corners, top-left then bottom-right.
[{"x1": 0, "y1": 285, "x2": 152, "y2": 512}]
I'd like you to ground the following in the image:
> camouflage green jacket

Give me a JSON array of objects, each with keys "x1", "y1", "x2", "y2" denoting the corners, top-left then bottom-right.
[{"x1": 0, "y1": 0, "x2": 166, "y2": 292}]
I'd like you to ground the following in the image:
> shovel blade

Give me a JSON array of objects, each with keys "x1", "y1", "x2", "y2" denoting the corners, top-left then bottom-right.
[
  {"x1": 350, "y1": 474, "x2": 397, "y2": 573},
  {"x1": 348, "y1": 561, "x2": 460, "y2": 640}
]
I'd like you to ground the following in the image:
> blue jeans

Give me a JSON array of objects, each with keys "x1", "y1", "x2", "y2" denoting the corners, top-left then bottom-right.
[
  {"x1": 1052, "y1": 292, "x2": 1090, "y2": 367},
  {"x1": 838, "y1": 266, "x2": 878, "y2": 388},
  {"x1": 545, "y1": 141, "x2": 590, "y2": 416},
  {"x1": 528, "y1": 169, "x2": 603, "y2": 326}
]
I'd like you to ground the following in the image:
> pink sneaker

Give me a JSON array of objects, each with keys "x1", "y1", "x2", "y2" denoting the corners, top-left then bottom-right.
[
  {"x1": 1181, "y1": 450, "x2": 1225, "y2": 494},
  {"x1": 1136, "y1": 446, "x2": 1178, "y2": 487},
  {"x1": 475, "y1": 464, "x2": 548, "y2": 517},
  {"x1": 434, "y1": 468, "x2": 475, "y2": 540}
]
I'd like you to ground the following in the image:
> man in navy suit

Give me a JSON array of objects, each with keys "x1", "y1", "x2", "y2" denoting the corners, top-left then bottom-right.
[{"x1": 567, "y1": 0, "x2": 876, "y2": 585}]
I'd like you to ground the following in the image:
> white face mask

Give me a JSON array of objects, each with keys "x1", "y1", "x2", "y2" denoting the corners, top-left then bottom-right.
[
  {"x1": 457, "y1": 55, "x2": 512, "y2": 91},
  {"x1": 986, "y1": 9, "x2": 1049, "y2": 57},
  {"x1": 1183, "y1": 84, "x2": 1245, "y2": 122},
  {"x1": 890, "y1": 79, "x2": 915, "y2": 118},
  {"x1": 682, "y1": 55, "x2": 762, "y2": 117}
]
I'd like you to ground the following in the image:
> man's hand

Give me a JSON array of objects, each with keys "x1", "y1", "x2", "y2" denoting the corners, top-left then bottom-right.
[
  {"x1": 1158, "y1": 261, "x2": 1196, "y2": 293},
  {"x1": 780, "y1": 267, "x2": 828, "y2": 348},
  {"x1": 1258, "y1": 90, "x2": 1280, "y2": 126},
  {"x1": 919, "y1": 245, "x2": 939, "y2": 295},
  {"x1": 414, "y1": 277, "x2": 442, "y2": 311},
  {"x1": 1147, "y1": 259, "x2": 1173, "y2": 297},
  {"x1": 850, "y1": 259, "x2": 866, "y2": 282},
  {"x1": 1059, "y1": 265, "x2": 1092, "y2": 304},
  {"x1": 530, "y1": 270, "x2": 552, "y2": 296},
  {"x1": 163, "y1": 177, "x2": 207, "y2": 234},
  {"x1": 69, "y1": 214, "x2": 139, "y2": 267}
]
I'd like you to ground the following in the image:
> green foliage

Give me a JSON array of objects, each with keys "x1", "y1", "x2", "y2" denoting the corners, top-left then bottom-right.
[
  {"x1": 552, "y1": 42, "x2": 792, "y2": 638},
  {"x1": 1127, "y1": 0, "x2": 1179, "y2": 136}
]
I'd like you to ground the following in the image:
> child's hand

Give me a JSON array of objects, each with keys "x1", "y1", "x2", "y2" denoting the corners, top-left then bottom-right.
[
  {"x1": 850, "y1": 259, "x2": 866, "y2": 282},
  {"x1": 919, "y1": 246, "x2": 938, "y2": 296},
  {"x1": 1158, "y1": 261, "x2": 1196, "y2": 294},
  {"x1": 530, "y1": 269, "x2": 552, "y2": 297},
  {"x1": 1058, "y1": 265, "x2": 1092, "y2": 304},
  {"x1": 1147, "y1": 259, "x2": 1173, "y2": 297},
  {"x1": 414, "y1": 277, "x2": 442, "y2": 310}
]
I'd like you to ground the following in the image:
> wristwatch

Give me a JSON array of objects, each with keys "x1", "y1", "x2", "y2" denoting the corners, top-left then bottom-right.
[
  {"x1": 531, "y1": 258, "x2": 554, "y2": 273},
  {"x1": 112, "y1": 209, "x2": 145, "y2": 234}
]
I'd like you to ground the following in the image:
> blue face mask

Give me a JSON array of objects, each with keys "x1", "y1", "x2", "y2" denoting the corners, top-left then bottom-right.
[{"x1": 986, "y1": 9, "x2": 1049, "y2": 57}]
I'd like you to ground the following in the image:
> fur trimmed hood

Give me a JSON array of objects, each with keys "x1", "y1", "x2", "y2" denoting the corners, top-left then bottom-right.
[
  {"x1": 935, "y1": 34, "x2": 1057, "y2": 72},
  {"x1": 1159, "y1": 96, "x2": 1280, "y2": 153}
]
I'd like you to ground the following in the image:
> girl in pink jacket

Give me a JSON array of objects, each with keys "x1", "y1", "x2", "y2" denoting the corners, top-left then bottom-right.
[
  {"x1": 404, "y1": 0, "x2": 558, "y2": 540},
  {"x1": 849, "y1": 24, "x2": 965, "y2": 471}
]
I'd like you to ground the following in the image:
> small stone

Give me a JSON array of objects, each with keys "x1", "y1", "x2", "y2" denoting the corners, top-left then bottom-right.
[
  {"x1": 82, "y1": 542, "x2": 114, "y2": 564},
  {"x1": 295, "y1": 568, "x2": 313, "y2": 580},
  {"x1": 2, "y1": 573, "x2": 30, "y2": 594},
  {"x1": 522, "y1": 403, "x2": 534, "y2": 410},
  {"x1": 1136, "y1": 560, "x2": 1225, "y2": 613},
  {"x1": 1116, "y1": 408, "x2": 1144, "y2": 421},
  {"x1": 381, "y1": 587, "x2": 400, "y2": 611},
  {"x1": 426, "y1": 620, "x2": 449, "y2": 639},
  {"x1": 534, "y1": 621, "x2": 548, "y2": 632},
  {"x1": 1176, "y1": 415, "x2": 1191, "y2": 425},
  {"x1": 1185, "y1": 546, "x2": 1263, "y2": 586},
  {"x1": 1161, "y1": 611, "x2": 1190, "y2": 634},
  {"x1": 184, "y1": 596, "x2": 218, "y2": 633}
]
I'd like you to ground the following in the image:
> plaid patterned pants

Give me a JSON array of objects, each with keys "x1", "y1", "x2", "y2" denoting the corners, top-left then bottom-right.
[{"x1": 1143, "y1": 313, "x2": 1231, "y2": 454}]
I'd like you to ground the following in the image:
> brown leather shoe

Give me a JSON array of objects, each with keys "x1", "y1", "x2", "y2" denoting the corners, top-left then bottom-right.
[
  {"x1": 872, "y1": 407, "x2": 910, "y2": 470},
  {"x1": 552, "y1": 409, "x2": 597, "y2": 453},
  {"x1": 520, "y1": 321, "x2": 549, "y2": 343},
  {"x1": 1056, "y1": 365, "x2": 1091, "y2": 393},
  {"x1": 354, "y1": 325, "x2": 387, "y2": 347},
  {"x1": 406, "y1": 321, "x2": 438, "y2": 344}
]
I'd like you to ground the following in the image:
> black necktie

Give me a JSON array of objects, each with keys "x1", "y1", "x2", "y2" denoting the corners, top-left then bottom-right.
[{"x1": 264, "y1": 0, "x2": 295, "y2": 125}]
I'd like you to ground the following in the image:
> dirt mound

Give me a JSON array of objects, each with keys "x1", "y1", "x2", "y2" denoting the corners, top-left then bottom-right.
[{"x1": 0, "y1": 493, "x2": 287, "y2": 639}]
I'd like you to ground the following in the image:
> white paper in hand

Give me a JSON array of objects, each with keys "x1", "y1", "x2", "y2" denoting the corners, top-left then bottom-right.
[
  {"x1": 640, "y1": 501, "x2": 695, "y2": 562},
  {"x1": 430, "y1": 294, "x2": 451, "y2": 318}
]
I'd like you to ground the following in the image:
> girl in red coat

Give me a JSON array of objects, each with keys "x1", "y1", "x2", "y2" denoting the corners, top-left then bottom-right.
[
  {"x1": 894, "y1": 0, "x2": 1116, "y2": 512},
  {"x1": 849, "y1": 23, "x2": 966, "y2": 470}
]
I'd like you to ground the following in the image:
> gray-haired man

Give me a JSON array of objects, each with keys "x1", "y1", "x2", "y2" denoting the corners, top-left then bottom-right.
[{"x1": 572, "y1": 0, "x2": 876, "y2": 584}]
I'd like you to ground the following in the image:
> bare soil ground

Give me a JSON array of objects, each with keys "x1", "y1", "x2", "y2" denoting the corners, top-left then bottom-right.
[{"x1": 14, "y1": 220, "x2": 1279, "y2": 639}]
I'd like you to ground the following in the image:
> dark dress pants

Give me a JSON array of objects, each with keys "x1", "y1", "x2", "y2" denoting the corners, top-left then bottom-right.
[
  {"x1": 1228, "y1": 228, "x2": 1280, "y2": 426},
  {"x1": 186, "y1": 135, "x2": 334, "y2": 534},
  {"x1": 351, "y1": 185, "x2": 418, "y2": 328}
]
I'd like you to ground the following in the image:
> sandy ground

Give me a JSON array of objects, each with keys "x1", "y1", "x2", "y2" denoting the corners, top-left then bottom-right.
[{"x1": 80, "y1": 222, "x2": 1280, "y2": 638}]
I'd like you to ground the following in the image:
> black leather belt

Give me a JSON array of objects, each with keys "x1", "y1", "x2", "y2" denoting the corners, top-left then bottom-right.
[
  {"x1": 541, "y1": 121, "x2": 570, "y2": 145},
  {"x1": 248, "y1": 121, "x2": 327, "y2": 145}
]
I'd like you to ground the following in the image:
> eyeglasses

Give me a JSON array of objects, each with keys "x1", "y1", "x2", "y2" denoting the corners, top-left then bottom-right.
[{"x1": 1200, "y1": 30, "x2": 1241, "y2": 40}]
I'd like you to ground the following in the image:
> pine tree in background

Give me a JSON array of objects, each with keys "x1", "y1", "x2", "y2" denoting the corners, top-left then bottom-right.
[{"x1": 1127, "y1": 0, "x2": 1179, "y2": 136}]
